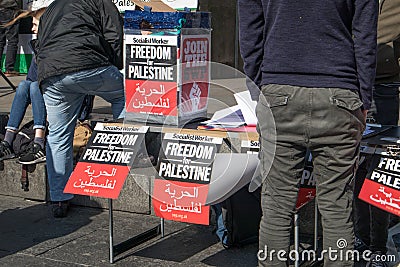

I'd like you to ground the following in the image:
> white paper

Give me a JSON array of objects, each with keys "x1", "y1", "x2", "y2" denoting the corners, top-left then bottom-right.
[
  {"x1": 202, "y1": 105, "x2": 246, "y2": 128},
  {"x1": 234, "y1": 91, "x2": 257, "y2": 126},
  {"x1": 161, "y1": 0, "x2": 198, "y2": 10},
  {"x1": 206, "y1": 153, "x2": 259, "y2": 205}
]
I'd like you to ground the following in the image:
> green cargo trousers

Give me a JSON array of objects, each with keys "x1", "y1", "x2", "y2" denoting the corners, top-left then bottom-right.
[{"x1": 256, "y1": 84, "x2": 365, "y2": 266}]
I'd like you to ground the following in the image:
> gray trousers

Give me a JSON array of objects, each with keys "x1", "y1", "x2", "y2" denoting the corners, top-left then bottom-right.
[{"x1": 257, "y1": 84, "x2": 365, "y2": 266}]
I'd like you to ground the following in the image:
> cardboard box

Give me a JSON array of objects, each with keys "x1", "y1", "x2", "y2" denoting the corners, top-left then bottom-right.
[{"x1": 124, "y1": 10, "x2": 211, "y2": 126}]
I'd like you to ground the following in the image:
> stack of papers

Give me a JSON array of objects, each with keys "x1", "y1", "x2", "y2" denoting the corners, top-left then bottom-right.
[{"x1": 199, "y1": 91, "x2": 257, "y2": 132}]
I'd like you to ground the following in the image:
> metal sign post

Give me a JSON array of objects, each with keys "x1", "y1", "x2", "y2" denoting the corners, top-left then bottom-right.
[
  {"x1": 0, "y1": 70, "x2": 16, "y2": 91},
  {"x1": 108, "y1": 198, "x2": 162, "y2": 264},
  {"x1": 294, "y1": 212, "x2": 299, "y2": 267}
]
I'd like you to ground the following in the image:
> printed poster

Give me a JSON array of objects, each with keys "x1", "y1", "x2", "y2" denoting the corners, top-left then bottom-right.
[
  {"x1": 64, "y1": 123, "x2": 148, "y2": 199},
  {"x1": 359, "y1": 155, "x2": 400, "y2": 216},
  {"x1": 125, "y1": 35, "x2": 178, "y2": 116},
  {"x1": 112, "y1": 0, "x2": 136, "y2": 12},
  {"x1": 153, "y1": 132, "x2": 222, "y2": 225},
  {"x1": 296, "y1": 152, "x2": 316, "y2": 210},
  {"x1": 241, "y1": 140, "x2": 260, "y2": 154},
  {"x1": 180, "y1": 35, "x2": 210, "y2": 115}
]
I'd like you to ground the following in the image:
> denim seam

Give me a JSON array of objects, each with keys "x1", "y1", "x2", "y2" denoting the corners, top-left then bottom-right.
[
  {"x1": 33, "y1": 125, "x2": 46, "y2": 130},
  {"x1": 5, "y1": 126, "x2": 18, "y2": 131}
]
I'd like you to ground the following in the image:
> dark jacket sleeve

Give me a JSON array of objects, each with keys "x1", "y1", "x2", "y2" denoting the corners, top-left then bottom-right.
[
  {"x1": 99, "y1": 0, "x2": 124, "y2": 70},
  {"x1": 238, "y1": 0, "x2": 264, "y2": 101},
  {"x1": 352, "y1": 0, "x2": 378, "y2": 110},
  {"x1": 26, "y1": 58, "x2": 38, "y2": 82}
]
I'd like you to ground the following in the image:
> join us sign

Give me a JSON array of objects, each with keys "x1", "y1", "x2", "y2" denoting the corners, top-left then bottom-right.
[{"x1": 64, "y1": 123, "x2": 148, "y2": 199}]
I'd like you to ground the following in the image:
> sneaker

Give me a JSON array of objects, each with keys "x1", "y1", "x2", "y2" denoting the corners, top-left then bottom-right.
[
  {"x1": 0, "y1": 140, "x2": 16, "y2": 160},
  {"x1": 366, "y1": 251, "x2": 388, "y2": 267},
  {"x1": 4, "y1": 70, "x2": 19, "y2": 77},
  {"x1": 18, "y1": 142, "x2": 46, "y2": 164},
  {"x1": 51, "y1": 201, "x2": 70, "y2": 218}
]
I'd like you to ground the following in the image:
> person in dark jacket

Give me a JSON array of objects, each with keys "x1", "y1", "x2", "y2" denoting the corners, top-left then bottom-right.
[
  {"x1": 0, "y1": 0, "x2": 20, "y2": 76},
  {"x1": 353, "y1": 0, "x2": 400, "y2": 266},
  {"x1": 36, "y1": 0, "x2": 125, "y2": 218},
  {"x1": 238, "y1": 0, "x2": 378, "y2": 266}
]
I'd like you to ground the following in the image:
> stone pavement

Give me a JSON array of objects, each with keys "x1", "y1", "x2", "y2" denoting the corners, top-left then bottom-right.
[{"x1": 0, "y1": 195, "x2": 258, "y2": 266}]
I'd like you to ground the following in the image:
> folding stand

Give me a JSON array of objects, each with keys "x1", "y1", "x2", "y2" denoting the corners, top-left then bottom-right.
[
  {"x1": 107, "y1": 199, "x2": 164, "y2": 264},
  {"x1": 0, "y1": 70, "x2": 16, "y2": 91}
]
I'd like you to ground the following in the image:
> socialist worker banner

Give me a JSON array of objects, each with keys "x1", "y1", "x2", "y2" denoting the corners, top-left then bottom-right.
[
  {"x1": 64, "y1": 123, "x2": 148, "y2": 199},
  {"x1": 153, "y1": 132, "x2": 222, "y2": 225}
]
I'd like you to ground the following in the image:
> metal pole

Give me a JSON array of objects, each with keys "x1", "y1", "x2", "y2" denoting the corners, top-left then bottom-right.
[
  {"x1": 161, "y1": 218, "x2": 165, "y2": 238},
  {"x1": 109, "y1": 199, "x2": 114, "y2": 264},
  {"x1": 0, "y1": 70, "x2": 16, "y2": 91},
  {"x1": 294, "y1": 212, "x2": 299, "y2": 267},
  {"x1": 234, "y1": 3, "x2": 239, "y2": 72},
  {"x1": 314, "y1": 202, "x2": 318, "y2": 251}
]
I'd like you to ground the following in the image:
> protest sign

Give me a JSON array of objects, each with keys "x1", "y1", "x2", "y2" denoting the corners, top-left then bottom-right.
[
  {"x1": 241, "y1": 140, "x2": 260, "y2": 154},
  {"x1": 359, "y1": 155, "x2": 400, "y2": 216},
  {"x1": 64, "y1": 123, "x2": 148, "y2": 199},
  {"x1": 153, "y1": 132, "x2": 222, "y2": 225},
  {"x1": 180, "y1": 35, "x2": 210, "y2": 116},
  {"x1": 124, "y1": 11, "x2": 211, "y2": 125},
  {"x1": 125, "y1": 35, "x2": 178, "y2": 116},
  {"x1": 296, "y1": 152, "x2": 316, "y2": 210}
]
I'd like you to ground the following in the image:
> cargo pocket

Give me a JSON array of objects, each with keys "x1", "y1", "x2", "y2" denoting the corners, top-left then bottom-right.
[
  {"x1": 331, "y1": 91, "x2": 365, "y2": 132},
  {"x1": 260, "y1": 93, "x2": 289, "y2": 109}
]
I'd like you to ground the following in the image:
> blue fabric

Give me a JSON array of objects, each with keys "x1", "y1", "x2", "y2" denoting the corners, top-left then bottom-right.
[
  {"x1": 238, "y1": 0, "x2": 378, "y2": 110},
  {"x1": 42, "y1": 65, "x2": 125, "y2": 201},
  {"x1": 26, "y1": 58, "x2": 38, "y2": 82},
  {"x1": 212, "y1": 204, "x2": 228, "y2": 245},
  {"x1": 6, "y1": 80, "x2": 46, "y2": 131}
]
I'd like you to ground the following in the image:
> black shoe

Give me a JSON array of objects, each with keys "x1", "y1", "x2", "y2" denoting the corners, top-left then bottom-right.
[
  {"x1": 18, "y1": 142, "x2": 46, "y2": 164},
  {"x1": 355, "y1": 236, "x2": 368, "y2": 252},
  {"x1": 51, "y1": 201, "x2": 70, "y2": 218},
  {"x1": 366, "y1": 251, "x2": 389, "y2": 267},
  {"x1": 0, "y1": 140, "x2": 15, "y2": 160}
]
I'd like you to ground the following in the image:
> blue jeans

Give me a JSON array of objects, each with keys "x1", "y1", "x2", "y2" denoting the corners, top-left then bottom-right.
[
  {"x1": 212, "y1": 204, "x2": 228, "y2": 245},
  {"x1": 42, "y1": 65, "x2": 125, "y2": 201},
  {"x1": 6, "y1": 80, "x2": 46, "y2": 131}
]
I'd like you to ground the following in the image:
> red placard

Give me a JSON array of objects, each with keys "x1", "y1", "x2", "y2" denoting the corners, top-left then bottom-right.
[
  {"x1": 180, "y1": 36, "x2": 210, "y2": 115},
  {"x1": 296, "y1": 160, "x2": 316, "y2": 209},
  {"x1": 64, "y1": 162, "x2": 130, "y2": 199},
  {"x1": 296, "y1": 188, "x2": 316, "y2": 210},
  {"x1": 125, "y1": 80, "x2": 178, "y2": 116},
  {"x1": 153, "y1": 179, "x2": 210, "y2": 225},
  {"x1": 359, "y1": 178, "x2": 400, "y2": 216},
  {"x1": 64, "y1": 123, "x2": 148, "y2": 199}
]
